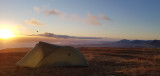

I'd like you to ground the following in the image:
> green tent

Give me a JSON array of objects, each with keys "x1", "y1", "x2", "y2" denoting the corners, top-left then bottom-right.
[{"x1": 16, "y1": 42, "x2": 89, "y2": 68}]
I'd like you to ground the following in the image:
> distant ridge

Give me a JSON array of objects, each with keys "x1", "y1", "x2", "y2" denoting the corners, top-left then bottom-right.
[
  {"x1": 75, "y1": 39, "x2": 160, "y2": 48},
  {"x1": 150, "y1": 40, "x2": 160, "y2": 47},
  {"x1": 115, "y1": 39, "x2": 160, "y2": 48}
]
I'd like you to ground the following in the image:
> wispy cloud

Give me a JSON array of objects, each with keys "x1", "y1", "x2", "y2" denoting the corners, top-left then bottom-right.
[
  {"x1": 99, "y1": 14, "x2": 112, "y2": 21},
  {"x1": 84, "y1": 13, "x2": 112, "y2": 26},
  {"x1": 33, "y1": 7, "x2": 40, "y2": 12},
  {"x1": 85, "y1": 13, "x2": 101, "y2": 26},
  {"x1": 33, "y1": 7, "x2": 111, "y2": 26},
  {"x1": 29, "y1": 32, "x2": 103, "y2": 39},
  {"x1": 43, "y1": 9, "x2": 65, "y2": 18},
  {"x1": 69, "y1": 14, "x2": 82, "y2": 21},
  {"x1": 34, "y1": 7, "x2": 65, "y2": 18},
  {"x1": 24, "y1": 18, "x2": 44, "y2": 26}
]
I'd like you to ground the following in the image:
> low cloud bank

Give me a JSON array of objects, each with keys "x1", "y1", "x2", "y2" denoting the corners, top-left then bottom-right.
[
  {"x1": 0, "y1": 33, "x2": 119, "y2": 49},
  {"x1": 30, "y1": 32, "x2": 103, "y2": 39}
]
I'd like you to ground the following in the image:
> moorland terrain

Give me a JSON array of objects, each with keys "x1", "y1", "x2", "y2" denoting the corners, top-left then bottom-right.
[{"x1": 0, "y1": 47, "x2": 160, "y2": 76}]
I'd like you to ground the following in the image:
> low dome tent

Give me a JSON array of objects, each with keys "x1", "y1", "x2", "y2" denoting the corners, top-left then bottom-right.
[{"x1": 16, "y1": 42, "x2": 89, "y2": 68}]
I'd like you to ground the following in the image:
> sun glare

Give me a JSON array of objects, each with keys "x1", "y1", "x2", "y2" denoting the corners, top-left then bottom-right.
[{"x1": 0, "y1": 29, "x2": 15, "y2": 39}]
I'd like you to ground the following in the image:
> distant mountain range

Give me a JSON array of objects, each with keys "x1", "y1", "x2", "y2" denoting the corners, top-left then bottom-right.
[
  {"x1": 114, "y1": 39, "x2": 158, "y2": 48},
  {"x1": 75, "y1": 39, "x2": 160, "y2": 48}
]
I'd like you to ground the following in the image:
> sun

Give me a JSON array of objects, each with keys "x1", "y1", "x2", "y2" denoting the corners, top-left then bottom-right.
[{"x1": 0, "y1": 29, "x2": 15, "y2": 39}]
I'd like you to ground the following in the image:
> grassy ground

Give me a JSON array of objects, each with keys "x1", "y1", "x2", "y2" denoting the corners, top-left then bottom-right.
[{"x1": 0, "y1": 47, "x2": 160, "y2": 76}]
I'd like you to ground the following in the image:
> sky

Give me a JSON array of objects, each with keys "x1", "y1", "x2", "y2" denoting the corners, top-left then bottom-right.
[{"x1": 0, "y1": 0, "x2": 160, "y2": 40}]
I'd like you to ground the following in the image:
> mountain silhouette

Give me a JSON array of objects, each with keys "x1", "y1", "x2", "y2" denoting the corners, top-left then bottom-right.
[{"x1": 150, "y1": 40, "x2": 160, "y2": 47}]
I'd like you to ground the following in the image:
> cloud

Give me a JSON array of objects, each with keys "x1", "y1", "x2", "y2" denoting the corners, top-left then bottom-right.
[
  {"x1": 33, "y1": 7, "x2": 111, "y2": 26},
  {"x1": 33, "y1": 7, "x2": 40, "y2": 12},
  {"x1": 69, "y1": 14, "x2": 82, "y2": 21},
  {"x1": 24, "y1": 18, "x2": 44, "y2": 26},
  {"x1": 0, "y1": 35, "x2": 117, "y2": 49},
  {"x1": 84, "y1": 13, "x2": 112, "y2": 26},
  {"x1": 85, "y1": 13, "x2": 102, "y2": 26},
  {"x1": 99, "y1": 14, "x2": 111, "y2": 21},
  {"x1": 70, "y1": 13, "x2": 111, "y2": 26},
  {"x1": 30, "y1": 32, "x2": 103, "y2": 39},
  {"x1": 33, "y1": 7, "x2": 65, "y2": 18},
  {"x1": 43, "y1": 9, "x2": 65, "y2": 18}
]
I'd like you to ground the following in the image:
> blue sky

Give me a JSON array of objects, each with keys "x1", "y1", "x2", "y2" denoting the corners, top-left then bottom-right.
[{"x1": 0, "y1": 0, "x2": 160, "y2": 40}]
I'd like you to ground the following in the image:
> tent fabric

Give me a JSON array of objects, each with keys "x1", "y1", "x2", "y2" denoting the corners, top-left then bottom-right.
[{"x1": 16, "y1": 42, "x2": 89, "y2": 68}]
